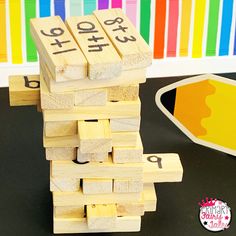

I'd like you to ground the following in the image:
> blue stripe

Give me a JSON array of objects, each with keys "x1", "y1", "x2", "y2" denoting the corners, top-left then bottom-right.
[
  {"x1": 39, "y1": 0, "x2": 51, "y2": 17},
  {"x1": 219, "y1": 0, "x2": 234, "y2": 56},
  {"x1": 54, "y1": 0, "x2": 65, "y2": 21}
]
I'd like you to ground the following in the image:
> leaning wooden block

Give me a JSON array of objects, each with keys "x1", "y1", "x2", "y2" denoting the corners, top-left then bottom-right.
[
  {"x1": 46, "y1": 147, "x2": 77, "y2": 161},
  {"x1": 83, "y1": 178, "x2": 112, "y2": 194},
  {"x1": 78, "y1": 120, "x2": 112, "y2": 153},
  {"x1": 87, "y1": 204, "x2": 117, "y2": 230},
  {"x1": 94, "y1": 9, "x2": 152, "y2": 70},
  {"x1": 51, "y1": 156, "x2": 143, "y2": 179},
  {"x1": 54, "y1": 206, "x2": 85, "y2": 218},
  {"x1": 53, "y1": 215, "x2": 141, "y2": 234},
  {"x1": 112, "y1": 135, "x2": 143, "y2": 163},
  {"x1": 113, "y1": 179, "x2": 143, "y2": 193},
  {"x1": 66, "y1": 15, "x2": 122, "y2": 80},
  {"x1": 108, "y1": 85, "x2": 139, "y2": 101},
  {"x1": 40, "y1": 73, "x2": 75, "y2": 110},
  {"x1": 110, "y1": 117, "x2": 140, "y2": 132},
  {"x1": 77, "y1": 149, "x2": 108, "y2": 162},
  {"x1": 44, "y1": 120, "x2": 77, "y2": 137},
  {"x1": 30, "y1": 16, "x2": 87, "y2": 81},
  {"x1": 41, "y1": 60, "x2": 146, "y2": 93},
  {"x1": 143, "y1": 153, "x2": 183, "y2": 183},
  {"x1": 112, "y1": 131, "x2": 138, "y2": 147},
  {"x1": 50, "y1": 176, "x2": 80, "y2": 192},
  {"x1": 9, "y1": 75, "x2": 40, "y2": 106},
  {"x1": 53, "y1": 189, "x2": 141, "y2": 206},
  {"x1": 75, "y1": 88, "x2": 107, "y2": 106},
  {"x1": 43, "y1": 99, "x2": 141, "y2": 122}
]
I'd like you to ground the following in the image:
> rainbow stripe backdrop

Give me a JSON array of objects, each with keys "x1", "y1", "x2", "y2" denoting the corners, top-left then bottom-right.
[{"x1": 0, "y1": 0, "x2": 236, "y2": 64}]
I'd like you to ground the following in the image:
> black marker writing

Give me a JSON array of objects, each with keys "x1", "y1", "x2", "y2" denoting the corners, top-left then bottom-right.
[
  {"x1": 40, "y1": 27, "x2": 64, "y2": 37},
  {"x1": 147, "y1": 155, "x2": 163, "y2": 169},
  {"x1": 24, "y1": 76, "x2": 40, "y2": 89},
  {"x1": 77, "y1": 21, "x2": 98, "y2": 34}
]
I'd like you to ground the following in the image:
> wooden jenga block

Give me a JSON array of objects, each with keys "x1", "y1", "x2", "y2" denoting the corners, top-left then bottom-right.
[
  {"x1": 112, "y1": 135, "x2": 143, "y2": 163},
  {"x1": 117, "y1": 203, "x2": 145, "y2": 216},
  {"x1": 113, "y1": 179, "x2": 143, "y2": 193},
  {"x1": 43, "y1": 134, "x2": 79, "y2": 148},
  {"x1": 46, "y1": 147, "x2": 76, "y2": 161},
  {"x1": 110, "y1": 117, "x2": 140, "y2": 132},
  {"x1": 143, "y1": 183, "x2": 157, "y2": 212},
  {"x1": 43, "y1": 99, "x2": 141, "y2": 122},
  {"x1": 41, "y1": 60, "x2": 146, "y2": 93},
  {"x1": 30, "y1": 16, "x2": 87, "y2": 81},
  {"x1": 40, "y1": 73, "x2": 75, "y2": 110},
  {"x1": 78, "y1": 120, "x2": 112, "y2": 153},
  {"x1": 94, "y1": 9, "x2": 152, "y2": 70},
  {"x1": 87, "y1": 204, "x2": 117, "y2": 230},
  {"x1": 66, "y1": 15, "x2": 122, "y2": 80},
  {"x1": 50, "y1": 176, "x2": 80, "y2": 192},
  {"x1": 53, "y1": 215, "x2": 141, "y2": 234},
  {"x1": 54, "y1": 206, "x2": 85, "y2": 218},
  {"x1": 51, "y1": 156, "x2": 143, "y2": 179},
  {"x1": 83, "y1": 179, "x2": 112, "y2": 194},
  {"x1": 44, "y1": 121, "x2": 77, "y2": 137},
  {"x1": 37, "y1": 101, "x2": 42, "y2": 112},
  {"x1": 112, "y1": 132, "x2": 138, "y2": 147},
  {"x1": 108, "y1": 85, "x2": 139, "y2": 101},
  {"x1": 77, "y1": 149, "x2": 108, "y2": 162},
  {"x1": 75, "y1": 88, "x2": 107, "y2": 106},
  {"x1": 9, "y1": 75, "x2": 40, "y2": 106},
  {"x1": 53, "y1": 189, "x2": 141, "y2": 206}
]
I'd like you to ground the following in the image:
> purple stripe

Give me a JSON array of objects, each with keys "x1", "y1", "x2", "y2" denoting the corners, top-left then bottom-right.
[{"x1": 98, "y1": 0, "x2": 109, "y2": 9}]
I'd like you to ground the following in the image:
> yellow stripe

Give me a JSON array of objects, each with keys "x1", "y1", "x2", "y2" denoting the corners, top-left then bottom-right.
[
  {"x1": 9, "y1": 0, "x2": 23, "y2": 64},
  {"x1": 179, "y1": 0, "x2": 192, "y2": 57},
  {"x1": 0, "y1": 0, "x2": 7, "y2": 62},
  {"x1": 192, "y1": 0, "x2": 207, "y2": 58}
]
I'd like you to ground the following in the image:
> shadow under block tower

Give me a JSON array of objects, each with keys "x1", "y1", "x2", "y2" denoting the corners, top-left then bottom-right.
[{"x1": 9, "y1": 9, "x2": 183, "y2": 234}]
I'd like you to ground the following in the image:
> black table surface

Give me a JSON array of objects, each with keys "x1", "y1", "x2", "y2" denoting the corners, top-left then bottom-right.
[{"x1": 0, "y1": 75, "x2": 236, "y2": 236}]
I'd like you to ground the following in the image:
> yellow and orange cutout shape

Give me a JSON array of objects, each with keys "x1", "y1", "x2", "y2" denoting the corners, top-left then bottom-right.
[{"x1": 155, "y1": 74, "x2": 236, "y2": 156}]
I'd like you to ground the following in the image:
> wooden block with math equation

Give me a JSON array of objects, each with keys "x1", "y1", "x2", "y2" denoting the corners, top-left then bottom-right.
[{"x1": 30, "y1": 16, "x2": 87, "y2": 82}]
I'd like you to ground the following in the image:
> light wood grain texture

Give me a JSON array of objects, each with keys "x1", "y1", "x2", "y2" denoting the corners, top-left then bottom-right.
[
  {"x1": 78, "y1": 120, "x2": 112, "y2": 153},
  {"x1": 40, "y1": 73, "x2": 75, "y2": 110},
  {"x1": 41, "y1": 61, "x2": 146, "y2": 93},
  {"x1": 143, "y1": 153, "x2": 183, "y2": 183},
  {"x1": 53, "y1": 215, "x2": 141, "y2": 233},
  {"x1": 53, "y1": 189, "x2": 141, "y2": 206},
  {"x1": 9, "y1": 75, "x2": 40, "y2": 106},
  {"x1": 50, "y1": 176, "x2": 80, "y2": 192},
  {"x1": 54, "y1": 206, "x2": 85, "y2": 218},
  {"x1": 77, "y1": 149, "x2": 108, "y2": 162},
  {"x1": 110, "y1": 117, "x2": 140, "y2": 132},
  {"x1": 142, "y1": 183, "x2": 157, "y2": 212},
  {"x1": 113, "y1": 178, "x2": 143, "y2": 193},
  {"x1": 44, "y1": 121, "x2": 77, "y2": 137},
  {"x1": 66, "y1": 15, "x2": 122, "y2": 80},
  {"x1": 43, "y1": 99, "x2": 141, "y2": 122},
  {"x1": 87, "y1": 204, "x2": 117, "y2": 230},
  {"x1": 112, "y1": 132, "x2": 138, "y2": 147},
  {"x1": 83, "y1": 178, "x2": 112, "y2": 194},
  {"x1": 117, "y1": 202, "x2": 145, "y2": 216},
  {"x1": 51, "y1": 156, "x2": 143, "y2": 179},
  {"x1": 30, "y1": 16, "x2": 87, "y2": 81},
  {"x1": 43, "y1": 134, "x2": 79, "y2": 148},
  {"x1": 108, "y1": 85, "x2": 139, "y2": 101},
  {"x1": 94, "y1": 9, "x2": 152, "y2": 70},
  {"x1": 75, "y1": 88, "x2": 107, "y2": 106},
  {"x1": 46, "y1": 147, "x2": 76, "y2": 161},
  {"x1": 112, "y1": 134, "x2": 143, "y2": 163}
]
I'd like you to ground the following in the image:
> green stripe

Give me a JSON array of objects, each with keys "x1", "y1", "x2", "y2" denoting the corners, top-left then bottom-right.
[
  {"x1": 25, "y1": 0, "x2": 37, "y2": 62},
  {"x1": 140, "y1": 0, "x2": 151, "y2": 44},
  {"x1": 206, "y1": 0, "x2": 220, "y2": 56}
]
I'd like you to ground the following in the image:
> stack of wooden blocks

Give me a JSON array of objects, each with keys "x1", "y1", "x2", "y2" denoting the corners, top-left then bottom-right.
[{"x1": 9, "y1": 9, "x2": 183, "y2": 234}]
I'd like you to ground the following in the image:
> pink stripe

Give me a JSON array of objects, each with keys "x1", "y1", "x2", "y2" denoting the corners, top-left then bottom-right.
[
  {"x1": 167, "y1": 0, "x2": 179, "y2": 57},
  {"x1": 112, "y1": 0, "x2": 122, "y2": 8},
  {"x1": 126, "y1": 0, "x2": 137, "y2": 26}
]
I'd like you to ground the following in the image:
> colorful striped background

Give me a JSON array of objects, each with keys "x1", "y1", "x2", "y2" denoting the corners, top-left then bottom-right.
[{"x1": 1, "y1": 0, "x2": 236, "y2": 65}]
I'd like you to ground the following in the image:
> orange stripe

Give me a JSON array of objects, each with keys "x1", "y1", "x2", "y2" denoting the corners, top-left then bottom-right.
[
  {"x1": 154, "y1": 0, "x2": 166, "y2": 58},
  {"x1": 0, "y1": 0, "x2": 7, "y2": 62}
]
